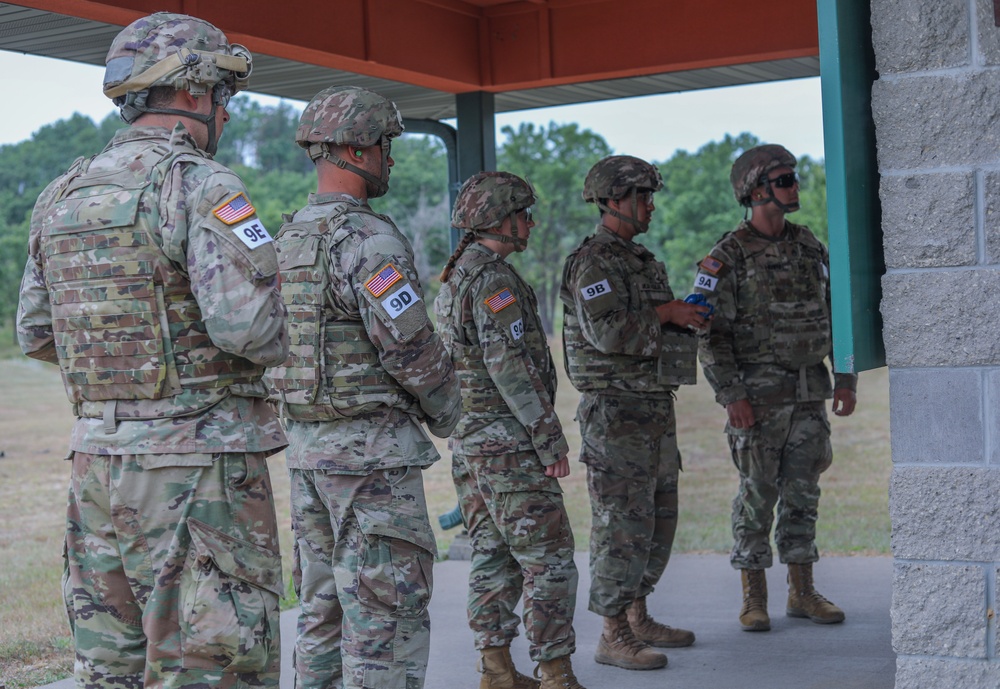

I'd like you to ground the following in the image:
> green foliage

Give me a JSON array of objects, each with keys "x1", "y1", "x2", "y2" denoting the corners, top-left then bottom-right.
[
  {"x1": 498, "y1": 122, "x2": 613, "y2": 333},
  {"x1": 371, "y1": 135, "x2": 452, "y2": 296},
  {"x1": 0, "y1": 99, "x2": 829, "y2": 347},
  {"x1": 647, "y1": 132, "x2": 759, "y2": 290},
  {"x1": 215, "y1": 96, "x2": 313, "y2": 175}
]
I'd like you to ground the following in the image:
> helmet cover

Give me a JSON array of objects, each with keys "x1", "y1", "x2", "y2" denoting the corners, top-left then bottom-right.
[
  {"x1": 730, "y1": 144, "x2": 797, "y2": 206},
  {"x1": 296, "y1": 85, "x2": 404, "y2": 150},
  {"x1": 103, "y1": 12, "x2": 251, "y2": 101},
  {"x1": 582, "y1": 155, "x2": 663, "y2": 203},
  {"x1": 452, "y1": 171, "x2": 536, "y2": 231}
]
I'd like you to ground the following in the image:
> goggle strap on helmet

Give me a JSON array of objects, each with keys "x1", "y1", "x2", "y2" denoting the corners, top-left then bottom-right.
[{"x1": 104, "y1": 48, "x2": 249, "y2": 99}]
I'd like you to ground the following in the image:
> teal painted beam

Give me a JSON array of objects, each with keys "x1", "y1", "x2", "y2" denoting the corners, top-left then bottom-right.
[{"x1": 817, "y1": 0, "x2": 885, "y2": 373}]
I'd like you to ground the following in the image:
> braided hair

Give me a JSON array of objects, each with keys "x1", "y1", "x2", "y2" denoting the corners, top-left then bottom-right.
[{"x1": 438, "y1": 231, "x2": 476, "y2": 282}]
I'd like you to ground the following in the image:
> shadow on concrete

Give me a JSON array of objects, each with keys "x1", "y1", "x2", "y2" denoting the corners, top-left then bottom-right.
[{"x1": 37, "y1": 553, "x2": 895, "y2": 689}]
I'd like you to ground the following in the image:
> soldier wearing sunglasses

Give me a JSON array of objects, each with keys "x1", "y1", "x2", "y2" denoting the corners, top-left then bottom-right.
[{"x1": 690, "y1": 144, "x2": 858, "y2": 633}]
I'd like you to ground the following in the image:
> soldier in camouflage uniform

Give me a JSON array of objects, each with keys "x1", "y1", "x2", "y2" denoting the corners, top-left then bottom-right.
[
  {"x1": 559, "y1": 155, "x2": 710, "y2": 672},
  {"x1": 16, "y1": 13, "x2": 288, "y2": 689},
  {"x1": 264, "y1": 85, "x2": 461, "y2": 689},
  {"x1": 434, "y1": 172, "x2": 585, "y2": 689},
  {"x1": 690, "y1": 144, "x2": 857, "y2": 632}
]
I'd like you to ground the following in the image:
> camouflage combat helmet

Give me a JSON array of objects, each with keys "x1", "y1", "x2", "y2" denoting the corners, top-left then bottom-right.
[
  {"x1": 582, "y1": 155, "x2": 663, "y2": 233},
  {"x1": 103, "y1": 12, "x2": 252, "y2": 154},
  {"x1": 453, "y1": 171, "x2": 536, "y2": 251},
  {"x1": 297, "y1": 85, "x2": 404, "y2": 198},
  {"x1": 730, "y1": 144, "x2": 798, "y2": 211}
]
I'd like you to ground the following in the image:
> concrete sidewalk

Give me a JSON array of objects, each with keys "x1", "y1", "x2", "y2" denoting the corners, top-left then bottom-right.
[{"x1": 39, "y1": 553, "x2": 895, "y2": 689}]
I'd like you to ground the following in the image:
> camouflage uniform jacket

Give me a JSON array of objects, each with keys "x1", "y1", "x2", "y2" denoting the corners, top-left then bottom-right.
[
  {"x1": 692, "y1": 220, "x2": 858, "y2": 406},
  {"x1": 16, "y1": 124, "x2": 289, "y2": 455},
  {"x1": 434, "y1": 242, "x2": 568, "y2": 467},
  {"x1": 274, "y1": 192, "x2": 460, "y2": 473},
  {"x1": 560, "y1": 224, "x2": 695, "y2": 394}
]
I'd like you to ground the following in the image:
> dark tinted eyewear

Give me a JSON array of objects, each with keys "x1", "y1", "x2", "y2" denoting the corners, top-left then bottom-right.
[
  {"x1": 521, "y1": 207, "x2": 533, "y2": 222},
  {"x1": 768, "y1": 173, "x2": 798, "y2": 189}
]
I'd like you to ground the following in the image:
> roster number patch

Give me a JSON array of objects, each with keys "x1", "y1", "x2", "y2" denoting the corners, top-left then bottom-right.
[
  {"x1": 510, "y1": 318, "x2": 524, "y2": 341},
  {"x1": 382, "y1": 283, "x2": 420, "y2": 319},
  {"x1": 693, "y1": 273, "x2": 718, "y2": 291},
  {"x1": 231, "y1": 218, "x2": 273, "y2": 249},
  {"x1": 580, "y1": 278, "x2": 611, "y2": 301}
]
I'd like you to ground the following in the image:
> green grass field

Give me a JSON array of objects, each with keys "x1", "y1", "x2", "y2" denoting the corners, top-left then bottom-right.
[{"x1": 0, "y1": 355, "x2": 890, "y2": 688}]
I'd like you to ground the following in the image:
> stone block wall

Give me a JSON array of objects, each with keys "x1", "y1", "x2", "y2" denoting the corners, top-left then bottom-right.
[{"x1": 872, "y1": 0, "x2": 1000, "y2": 685}]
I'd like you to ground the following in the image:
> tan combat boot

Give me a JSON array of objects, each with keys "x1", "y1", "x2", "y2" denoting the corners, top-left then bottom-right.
[
  {"x1": 627, "y1": 596, "x2": 695, "y2": 648},
  {"x1": 594, "y1": 611, "x2": 668, "y2": 670},
  {"x1": 739, "y1": 569, "x2": 770, "y2": 631},
  {"x1": 534, "y1": 655, "x2": 586, "y2": 689},
  {"x1": 786, "y1": 562, "x2": 846, "y2": 624},
  {"x1": 479, "y1": 646, "x2": 540, "y2": 689}
]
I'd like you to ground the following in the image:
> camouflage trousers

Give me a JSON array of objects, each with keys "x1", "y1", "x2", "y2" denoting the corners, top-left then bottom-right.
[
  {"x1": 577, "y1": 392, "x2": 680, "y2": 617},
  {"x1": 727, "y1": 400, "x2": 833, "y2": 570},
  {"x1": 64, "y1": 451, "x2": 283, "y2": 689},
  {"x1": 452, "y1": 452, "x2": 578, "y2": 662},
  {"x1": 290, "y1": 466, "x2": 436, "y2": 689}
]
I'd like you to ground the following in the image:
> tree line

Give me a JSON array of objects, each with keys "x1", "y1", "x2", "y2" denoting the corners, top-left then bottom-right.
[{"x1": 0, "y1": 96, "x2": 827, "y2": 343}]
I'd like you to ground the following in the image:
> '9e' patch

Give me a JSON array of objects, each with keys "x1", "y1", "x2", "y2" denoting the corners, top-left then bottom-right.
[{"x1": 231, "y1": 218, "x2": 272, "y2": 249}]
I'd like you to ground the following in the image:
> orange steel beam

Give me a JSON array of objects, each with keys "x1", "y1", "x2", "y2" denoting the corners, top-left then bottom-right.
[{"x1": 12, "y1": 0, "x2": 818, "y2": 93}]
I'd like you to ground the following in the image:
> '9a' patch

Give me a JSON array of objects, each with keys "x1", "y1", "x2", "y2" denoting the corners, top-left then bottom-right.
[{"x1": 382, "y1": 283, "x2": 421, "y2": 319}]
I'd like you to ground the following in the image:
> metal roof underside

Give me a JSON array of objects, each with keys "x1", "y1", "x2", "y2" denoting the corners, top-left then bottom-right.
[{"x1": 0, "y1": 3, "x2": 819, "y2": 120}]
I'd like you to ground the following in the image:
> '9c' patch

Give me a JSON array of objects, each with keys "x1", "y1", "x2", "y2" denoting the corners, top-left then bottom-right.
[{"x1": 510, "y1": 318, "x2": 524, "y2": 341}]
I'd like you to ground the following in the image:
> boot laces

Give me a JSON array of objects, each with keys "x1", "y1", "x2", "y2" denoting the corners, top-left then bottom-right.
[{"x1": 534, "y1": 658, "x2": 584, "y2": 689}]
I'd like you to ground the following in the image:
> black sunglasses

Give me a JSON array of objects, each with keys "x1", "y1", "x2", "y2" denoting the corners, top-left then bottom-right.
[{"x1": 768, "y1": 172, "x2": 798, "y2": 189}]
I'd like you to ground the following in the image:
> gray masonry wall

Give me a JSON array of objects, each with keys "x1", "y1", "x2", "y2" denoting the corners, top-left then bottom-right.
[{"x1": 871, "y1": 0, "x2": 1000, "y2": 685}]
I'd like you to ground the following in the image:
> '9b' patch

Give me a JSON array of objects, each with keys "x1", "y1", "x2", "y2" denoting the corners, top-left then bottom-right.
[{"x1": 580, "y1": 278, "x2": 611, "y2": 301}]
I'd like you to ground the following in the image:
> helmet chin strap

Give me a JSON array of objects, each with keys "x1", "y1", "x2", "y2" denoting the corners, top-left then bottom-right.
[
  {"x1": 122, "y1": 83, "x2": 228, "y2": 154},
  {"x1": 479, "y1": 209, "x2": 527, "y2": 251},
  {"x1": 314, "y1": 138, "x2": 391, "y2": 198},
  {"x1": 598, "y1": 188, "x2": 650, "y2": 233}
]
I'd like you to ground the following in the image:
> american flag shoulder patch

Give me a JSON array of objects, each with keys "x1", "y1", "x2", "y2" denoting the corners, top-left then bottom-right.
[
  {"x1": 485, "y1": 288, "x2": 516, "y2": 313},
  {"x1": 365, "y1": 263, "x2": 403, "y2": 297},
  {"x1": 699, "y1": 255, "x2": 725, "y2": 275},
  {"x1": 212, "y1": 192, "x2": 256, "y2": 225}
]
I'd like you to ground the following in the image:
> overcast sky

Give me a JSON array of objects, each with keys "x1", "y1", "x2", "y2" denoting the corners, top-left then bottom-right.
[{"x1": 2, "y1": 50, "x2": 827, "y2": 162}]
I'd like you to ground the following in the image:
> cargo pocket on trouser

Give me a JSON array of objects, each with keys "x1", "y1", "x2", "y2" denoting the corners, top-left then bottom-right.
[
  {"x1": 590, "y1": 554, "x2": 634, "y2": 616},
  {"x1": 351, "y1": 505, "x2": 436, "y2": 689},
  {"x1": 353, "y1": 507, "x2": 435, "y2": 618},
  {"x1": 180, "y1": 518, "x2": 283, "y2": 673}
]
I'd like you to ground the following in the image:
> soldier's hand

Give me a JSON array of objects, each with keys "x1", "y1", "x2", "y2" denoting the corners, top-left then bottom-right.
[
  {"x1": 656, "y1": 300, "x2": 712, "y2": 330},
  {"x1": 726, "y1": 399, "x2": 756, "y2": 429},
  {"x1": 832, "y1": 388, "x2": 856, "y2": 417},
  {"x1": 545, "y1": 457, "x2": 571, "y2": 478}
]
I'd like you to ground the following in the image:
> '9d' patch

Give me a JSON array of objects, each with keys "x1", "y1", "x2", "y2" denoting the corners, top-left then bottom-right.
[{"x1": 382, "y1": 283, "x2": 421, "y2": 319}]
